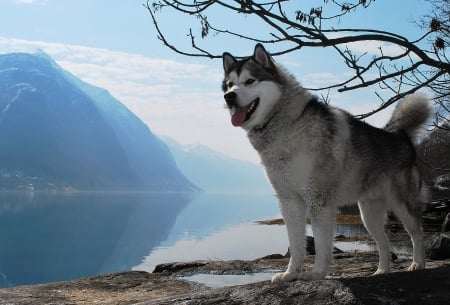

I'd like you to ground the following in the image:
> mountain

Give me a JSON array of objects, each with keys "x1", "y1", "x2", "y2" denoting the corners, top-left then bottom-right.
[
  {"x1": 162, "y1": 137, "x2": 273, "y2": 193},
  {"x1": 0, "y1": 52, "x2": 196, "y2": 192}
]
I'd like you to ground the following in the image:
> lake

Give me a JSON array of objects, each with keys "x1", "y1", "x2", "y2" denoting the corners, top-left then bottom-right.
[
  {"x1": 0, "y1": 191, "x2": 370, "y2": 288},
  {"x1": 0, "y1": 191, "x2": 286, "y2": 288}
]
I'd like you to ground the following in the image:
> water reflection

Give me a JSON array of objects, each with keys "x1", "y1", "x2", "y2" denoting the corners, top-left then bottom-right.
[
  {"x1": 135, "y1": 193, "x2": 282, "y2": 272},
  {"x1": 336, "y1": 223, "x2": 367, "y2": 237},
  {"x1": 0, "y1": 192, "x2": 371, "y2": 289},
  {"x1": 0, "y1": 192, "x2": 190, "y2": 287},
  {"x1": 181, "y1": 271, "x2": 279, "y2": 288},
  {"x1": 136, "y1": 223, "x2": 288, "y2": 273}
]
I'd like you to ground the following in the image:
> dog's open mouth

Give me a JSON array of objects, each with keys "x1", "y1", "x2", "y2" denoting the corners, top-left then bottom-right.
[{"x1": 231, "y1": 98, "x2": 259, "y2": 127}]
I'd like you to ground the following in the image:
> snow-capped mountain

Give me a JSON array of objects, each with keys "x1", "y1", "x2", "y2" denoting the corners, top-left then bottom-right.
[{"x1": 0, "y1": 52, "x2": 196, "y2": 192}]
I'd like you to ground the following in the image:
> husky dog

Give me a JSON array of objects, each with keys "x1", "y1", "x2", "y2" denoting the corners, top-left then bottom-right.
[{"x1": 222, "y1": 44, "x2": 431, "y2": 282}]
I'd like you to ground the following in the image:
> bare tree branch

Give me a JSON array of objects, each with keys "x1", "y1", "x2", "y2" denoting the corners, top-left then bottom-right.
[{"x1": 145, "y1": 0, "x2": 450, "y2": 122}]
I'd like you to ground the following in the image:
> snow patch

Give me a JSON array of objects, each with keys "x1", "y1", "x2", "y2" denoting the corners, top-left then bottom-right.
[{"x1": 2, "y1": 83, "x2": 36, "y2": 113}]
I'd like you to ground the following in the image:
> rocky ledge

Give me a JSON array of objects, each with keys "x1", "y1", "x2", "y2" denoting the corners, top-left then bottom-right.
[{"x1": 0, "y1": 250, "x2": 448, "y2": 305}]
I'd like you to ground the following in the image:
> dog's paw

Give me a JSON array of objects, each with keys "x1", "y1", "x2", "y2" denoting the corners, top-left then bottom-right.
[
  {"x1": 407, "y1": 261, "x2": 425, "y2": 271},
  {"x1": 271, "y1": 271, "x2": 298, "y2": 283},
  {"x1": 373, "y1": 269, "x2": 387, "y2": 275},
  {"x1": 297, "y1": 271, "x2": 325, "y2": 281}
]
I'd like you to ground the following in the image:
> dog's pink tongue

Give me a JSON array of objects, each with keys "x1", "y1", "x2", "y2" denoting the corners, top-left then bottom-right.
[{"x1": 231, "y1": 107, "x2": 247, "y2": 127}]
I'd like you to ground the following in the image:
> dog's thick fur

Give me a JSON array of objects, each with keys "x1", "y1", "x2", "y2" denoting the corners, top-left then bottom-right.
[{"x1": 222, "y1": 44, "x2": 431, "y2": 282}]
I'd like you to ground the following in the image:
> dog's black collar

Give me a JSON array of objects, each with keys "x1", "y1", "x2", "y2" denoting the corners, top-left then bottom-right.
[
  {"x1": 252, "y1": 107, "x2": 279, "y2": 135},
  {"x1": 253, "y1": 121, "x2": 271, "y2": 135},
  {"x1": 251, "y1": 96, "x2": 317, "y2": 135}
]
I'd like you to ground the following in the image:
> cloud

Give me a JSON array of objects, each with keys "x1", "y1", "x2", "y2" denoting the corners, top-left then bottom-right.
[
  {"x1": 14, "y1": 0, "x2": 47, "y2": 4},
  {"x1": 346, "y1": 40, "x2": 408, "y2": 57},
  {"x1": 0, "y1": 36, "x2": 258, "y2": 162},
  {"x1": 325, "y1": 31, "x2": 409, "y2": 58},
  {"x1": 302, "y1": 71, "x2": 353, "y2": 89}
]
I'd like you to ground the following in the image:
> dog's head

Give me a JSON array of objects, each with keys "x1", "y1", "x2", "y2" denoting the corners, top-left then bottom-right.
[{"x1": 222, "y1": 44, "x2": 281, "y2": 130}]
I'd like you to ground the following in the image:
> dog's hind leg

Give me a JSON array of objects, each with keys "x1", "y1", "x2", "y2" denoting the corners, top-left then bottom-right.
[
  {"x1": 272, "y1": 196, "x2": 307, "y2": 283},
  {"x1": 358, "y1": 200, "x2": 390, "y2": 275},
  {"x1": 391, "y1": 202, "x2": 425, "y2": 271}
]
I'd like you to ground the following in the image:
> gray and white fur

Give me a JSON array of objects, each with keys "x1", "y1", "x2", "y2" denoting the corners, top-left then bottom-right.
[{"x1": 222, "y1": 44, "x2": 431, "y2": 282}]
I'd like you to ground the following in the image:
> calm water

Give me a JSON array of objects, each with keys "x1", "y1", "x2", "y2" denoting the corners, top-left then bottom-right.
[
  {"x1": 0, "y1": 191, "x2": 283, "y2": 288},
  {"x1": 0, "y1": 192, "x2": 370, "y2": 288}
]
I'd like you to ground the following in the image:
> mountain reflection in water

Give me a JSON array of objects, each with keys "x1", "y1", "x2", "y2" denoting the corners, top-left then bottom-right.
[
  {"x1": 0, "y1": 192, "x2": 280, "y2": 288},
  {"x1": 0, "y1": 192, "x2": 371, "y2": 288}
]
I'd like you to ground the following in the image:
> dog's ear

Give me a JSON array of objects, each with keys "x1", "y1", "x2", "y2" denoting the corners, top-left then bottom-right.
[
  {"x1": 253, "y1": 44, "x2": 274, "y2": 69},
  {"x1": 223, "y1": 52, "x2": 237, "y2": 73}
]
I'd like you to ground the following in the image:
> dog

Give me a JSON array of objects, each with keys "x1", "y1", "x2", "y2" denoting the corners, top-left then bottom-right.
[{"x1": 221, "y1": 44, "x2": 431, "y2": 282}]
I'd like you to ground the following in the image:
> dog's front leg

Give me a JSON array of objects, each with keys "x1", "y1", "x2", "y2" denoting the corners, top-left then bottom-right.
[
  {"x1": 272, "y1": 196, "x2": 307, "y2": 283},
  {"x1": 299, "y1": 205, "x2": 335, "y2": 280}
]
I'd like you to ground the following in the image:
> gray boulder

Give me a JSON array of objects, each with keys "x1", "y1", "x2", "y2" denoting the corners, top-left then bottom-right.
[{"x1": 427, "y1": 233, "x2": 450, "y2": 260}]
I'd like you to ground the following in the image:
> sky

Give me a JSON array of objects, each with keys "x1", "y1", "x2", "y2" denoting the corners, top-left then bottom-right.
[{"x1": 0, "y1": 0, "x2": 434, "y2": 163}]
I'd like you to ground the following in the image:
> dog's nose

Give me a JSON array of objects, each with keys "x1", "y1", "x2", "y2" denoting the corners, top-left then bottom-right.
[{"x1": 224, "y1": 92, "x2": 237, "y2": 108}]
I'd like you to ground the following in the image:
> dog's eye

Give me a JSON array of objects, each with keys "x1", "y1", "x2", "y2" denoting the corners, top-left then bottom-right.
[
  {"x1": 245, "y1": 79, "x2": 255, "y2": 85},
  {"x1": 227, "y1": 81, "x2": 234, "y2": 88}
]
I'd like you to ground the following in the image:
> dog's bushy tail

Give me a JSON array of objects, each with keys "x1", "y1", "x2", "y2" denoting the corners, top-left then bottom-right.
[{"x1": 384, "y1": 93, "x2": 432, "y2": 139}]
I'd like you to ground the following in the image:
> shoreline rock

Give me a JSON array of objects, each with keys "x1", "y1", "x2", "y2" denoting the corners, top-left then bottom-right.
[
  {"x1": 0, "y1": 252, "x2": 448, "y2": 305},
  {"x1": 427, "y1": 233, "x2": 450, "y2": 260}
]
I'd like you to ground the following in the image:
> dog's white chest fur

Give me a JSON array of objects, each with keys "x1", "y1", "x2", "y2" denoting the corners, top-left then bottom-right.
[{"x1": 261, "y1": 148, "x2": 314, "y2": 197}]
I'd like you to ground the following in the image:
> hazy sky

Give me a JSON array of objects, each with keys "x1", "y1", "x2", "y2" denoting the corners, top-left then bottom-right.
[{"x1": 0, "y1": 0, "x2": 432, "y2": 162}]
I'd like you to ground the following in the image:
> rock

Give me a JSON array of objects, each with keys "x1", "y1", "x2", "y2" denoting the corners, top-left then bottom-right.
[
  {"x1": 391, "y1": 252, "x2": 399, "y2": 261},
  {"x1": 422, "y1": 200, "x2": 450, "y2": 232},
  {"x1": 166, "y1": 267, "x2": 450, "y2": 305},
  {"x1": 427, "y1": 233, "x2": 450, "y2": 260},
  {"x1": 305, "y1": 236, "x2": 344, "y2": 255},
  {"x1": 388, "y1": 223, "x2": 404, "y2": 232},
  {"x1": 333, "y1": 247, "x2": 344, "y2": 254},
  {"x1": 0, "y1": 271, "x2": 195, "y2": 305},
  {"x1": 306, "y1": 235, "x2": 315, "y2": 254},
  {"x1": 441, "y1": 212, "x2": 450, "y2": 232},
  {"x1": 0, "y1": 253, "x2": 448, "y2": 305},
  {"x1": 259, "y1": 253, "x2": 285, "y2": 260},
  {"x1": 169, "y1": 278, "x2": 358, "y2": 305},
  {"x1": 153, "y1": 261, "x2": 207, "y2": 273}
]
